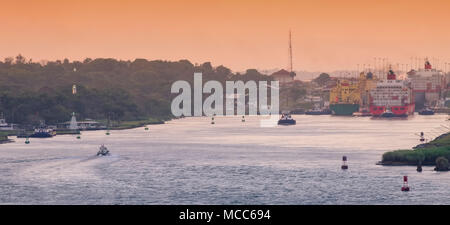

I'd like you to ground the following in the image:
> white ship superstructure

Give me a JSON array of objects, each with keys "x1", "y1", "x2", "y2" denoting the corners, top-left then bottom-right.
[
  {"x1": 369, "y1": 70, "x2": 415, "y2": 116},
  {"x1": 407, "y1": 60, "x2": 445, "y2": 108}
]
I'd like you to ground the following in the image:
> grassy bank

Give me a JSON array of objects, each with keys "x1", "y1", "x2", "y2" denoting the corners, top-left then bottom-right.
[
  {"x1": 381, "y1": 132, "x2": 450, "y2": 166},
  {"x1": 0, "y1": 134, "x2": 7, "y2": 141},
  {"x1": 0, "y1": 131, "x2": 12, "y2": 144},
  {"x1": 55, "y1": 129, "x2": 81, "y2": 135}
]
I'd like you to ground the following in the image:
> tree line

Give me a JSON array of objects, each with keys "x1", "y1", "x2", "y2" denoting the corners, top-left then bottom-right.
[{"x1": 0, "y1": 55, "x2": 274, "y2": 125}]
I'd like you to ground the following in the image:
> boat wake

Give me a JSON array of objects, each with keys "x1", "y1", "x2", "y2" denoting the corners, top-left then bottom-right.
[{"x1": 18, "y1": 154, "x2": 119, "y2": 185}]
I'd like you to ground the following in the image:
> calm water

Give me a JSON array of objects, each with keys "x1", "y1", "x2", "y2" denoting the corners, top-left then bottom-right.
[{"x1": 1, "y1": 115, "x2": 450, "y2": 205}]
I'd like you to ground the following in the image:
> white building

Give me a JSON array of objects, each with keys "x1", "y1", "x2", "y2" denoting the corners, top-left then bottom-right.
[
  {"x1": 271, "y1": 69, "x2": 295, "y2": 84},
  {"x1": 0, "y1": 117, "x2": 16, "y2": 130},
  {"x1": 58, "y1": 119, "x2": 106, "y2": 130}
]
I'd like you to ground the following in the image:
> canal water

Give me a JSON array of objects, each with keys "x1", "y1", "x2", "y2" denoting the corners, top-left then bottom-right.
[{"x1": 0, "y1": 115, "x2": 449, "y2": 204}]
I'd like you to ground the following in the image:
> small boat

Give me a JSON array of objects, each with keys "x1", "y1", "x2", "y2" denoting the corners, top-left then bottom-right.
[
  {"x1": 305, "y1": 108, "x2": 332, "y2": 115},
  {"x1": 418, "y1": 108, "x2": 435, "y2": 115},
  {"x1": 380, "y1": 109, "x2": 396, "y2": 118},
  {"x1": 278, "y1": 113, "x2": 296, "y2": 125},
  {"x1": 352, "y1": 109, "x2": 371, "y2": 117},
  {"x1": 321, "y1": 108, "x2": 332, "y2": 115},
  {"x1": 97, "y1": 144, "x2": 110, "y2": 156}
]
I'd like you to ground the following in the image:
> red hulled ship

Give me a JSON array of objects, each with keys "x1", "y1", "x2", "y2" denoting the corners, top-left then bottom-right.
[{"x1": 369, "y1": 69, "x2": 415, "y2": 117}]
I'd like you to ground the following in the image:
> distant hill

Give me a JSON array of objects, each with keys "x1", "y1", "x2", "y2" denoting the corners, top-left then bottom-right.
[{"x1": 0, "y1": 56, "x2": 272, "y2": 125}]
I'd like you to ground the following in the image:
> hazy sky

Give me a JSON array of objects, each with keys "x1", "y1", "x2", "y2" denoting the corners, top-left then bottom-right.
[{"x1": 2, "y1": 0, "x2": 450, "y2": 72}]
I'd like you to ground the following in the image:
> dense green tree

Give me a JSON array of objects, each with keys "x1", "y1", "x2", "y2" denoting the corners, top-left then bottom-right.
[
  {"x1": 0, "y1": 56, "x2": 273, "y2": 125},
  {"x1": 314, "y1": 73, "x2": 331, "y2": 86}
]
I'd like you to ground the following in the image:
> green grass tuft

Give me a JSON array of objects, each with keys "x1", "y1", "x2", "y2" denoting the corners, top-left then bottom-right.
[{"x1": 382, "y1": 133, "x2": 450, "y2": 165}]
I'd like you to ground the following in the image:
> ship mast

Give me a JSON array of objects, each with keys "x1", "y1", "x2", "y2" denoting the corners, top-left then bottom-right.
[{"x1": 285, "y1": 30, "x2": 294, "y2": 108}]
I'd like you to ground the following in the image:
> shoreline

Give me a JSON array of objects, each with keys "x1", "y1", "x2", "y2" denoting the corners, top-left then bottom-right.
[
  {"x1": 0, "y1": 117, "x2": 171, "y2": 144},
  {"x1": 377, "y1": 161, "x2": 436, "y2": 166},
  {"x1": 0, "y1": 139, "x2": 14, "y2": 144},
  {"x1": 108, "y1": 119, "x2": 166, "y2": 130},
  {"x1": 0, "y1": 134, "x2": 14, "y2": 144}
]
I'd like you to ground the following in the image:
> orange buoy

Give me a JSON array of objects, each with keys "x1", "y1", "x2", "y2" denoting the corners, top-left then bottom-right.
[{"x1": 401, "y1": 176, "x2": 410, "y2": 192}]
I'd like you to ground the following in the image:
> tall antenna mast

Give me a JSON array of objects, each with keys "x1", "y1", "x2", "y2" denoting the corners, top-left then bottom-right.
[{"x1": 289, "y1": 30, "x2": 293, "y2": 72}]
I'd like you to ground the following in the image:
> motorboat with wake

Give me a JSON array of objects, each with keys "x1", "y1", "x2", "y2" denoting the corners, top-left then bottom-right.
[
  {"x1": 278, "y1": 113, "x2": 296, "y2": 125},
  {"x1": 97, "y1": 144, "x2": 110, "y2": 156}
]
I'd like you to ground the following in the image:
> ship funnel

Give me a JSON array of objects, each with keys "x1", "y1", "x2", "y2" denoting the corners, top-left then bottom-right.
[
  {"x1": 387, "y1": 70, "x2": 396, "y2": 80},
  {"x1": 425, "y1": 60, "x2": 432, "y2": 70}
]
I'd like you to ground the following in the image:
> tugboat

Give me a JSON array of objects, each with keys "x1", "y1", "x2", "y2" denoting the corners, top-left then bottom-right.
[
  {"x1": 380, "y1": 109, "x2": 396, "y2": 118},
  {"x1": 418, "y1": 107, "x2": 435, "y2": 115},
  {"x1": 97, "y1": 144, "x2": 110, "y2": 156},
  {"x1": 278, "y1": 113, "x2": 296, "y2": 125}
]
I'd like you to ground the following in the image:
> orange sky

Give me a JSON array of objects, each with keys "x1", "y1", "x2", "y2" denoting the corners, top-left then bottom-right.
[{"x1": 2, "y1": 0, "x2": 450, "y2": 71}]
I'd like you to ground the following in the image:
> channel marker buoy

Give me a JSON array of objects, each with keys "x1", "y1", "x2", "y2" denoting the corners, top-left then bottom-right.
[
  {"x1": 401, "y1": 176, "x2": 410, "y2": 192},
  {"x1": 341, "y1": 156, "x2": 348, "y2": 170},
  {"x1": 417, "y1": 161, "x2": 422, "y2": 172}
]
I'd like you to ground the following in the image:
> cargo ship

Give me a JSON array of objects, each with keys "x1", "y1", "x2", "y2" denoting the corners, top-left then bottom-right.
[
  {"x1": 369, "y1": 69, "x2": 415, "y2": 117},
  {"x1": 329, "y1": 80, "x2": 361, "y2": 115},
  {"x1": 407, "y1": 59, "x2": 445, "y2": 111}
]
